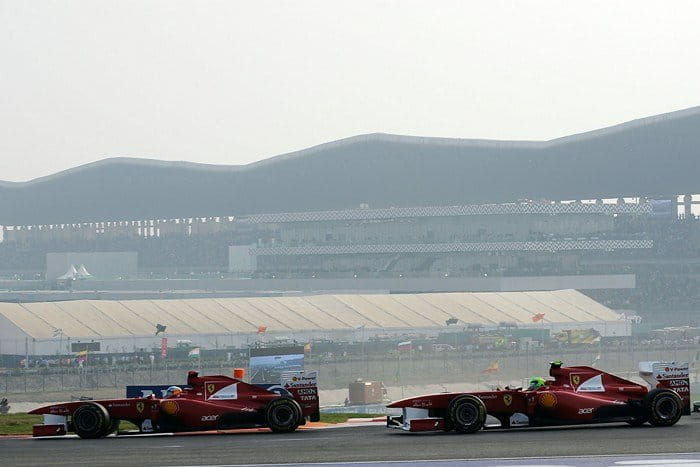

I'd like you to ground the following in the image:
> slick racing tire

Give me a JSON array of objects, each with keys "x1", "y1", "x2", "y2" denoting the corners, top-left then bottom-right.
[
  {"x1": 265, "y1": 398, "x2": 302, "y2": 433},
  {"x1": 644, "y1": 388, "x2": 683, "y2": 427},
  {"x1": 447, "y1": 395, "x2": 486, "y2": 434},
  {"x1": 72, "y1": 402, "x2": 112, "y2": 439},
  {"x1": 310, "y1": 408, "x2": 321, "y2": 423}
]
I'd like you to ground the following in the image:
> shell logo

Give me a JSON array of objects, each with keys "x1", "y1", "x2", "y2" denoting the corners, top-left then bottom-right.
[
  {"x1": 503, "y1": 394, "x2": 512, "y2": 406},
  {"x1": 538, "y1": 392, "x2": 557, "y2": 409},
  {"x1": 161, "y1": 400, "x2": 179, "y2": 415}
]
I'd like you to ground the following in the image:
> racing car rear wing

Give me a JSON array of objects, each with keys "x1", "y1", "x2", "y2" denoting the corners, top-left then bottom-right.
[{"x1": 639, "y1": 361, "x2": 691, "y2": 415}]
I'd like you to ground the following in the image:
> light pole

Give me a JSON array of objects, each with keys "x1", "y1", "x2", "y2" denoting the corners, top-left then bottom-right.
[{"x1": 52, "y1": 328, "x2": 64, "y2": 358}]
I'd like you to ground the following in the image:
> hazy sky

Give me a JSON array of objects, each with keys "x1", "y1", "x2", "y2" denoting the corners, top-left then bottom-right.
[{"x1": 1, "y1": 0, "x2": 700, "y2": 182}]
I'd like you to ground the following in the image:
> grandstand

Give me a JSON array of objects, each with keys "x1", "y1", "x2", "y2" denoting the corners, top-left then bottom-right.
[
  {"x1": 0, "y1": 290, "x2": 628, "y2": 355},
  {"x1": 0, "y1": 199, "x2": 661, "y2": 278}
]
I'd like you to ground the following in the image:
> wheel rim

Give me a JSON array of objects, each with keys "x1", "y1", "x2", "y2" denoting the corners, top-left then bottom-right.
[
  {"x1": 273, "y1": 405, "x2": 295, "y2": 426},
  {"x1": 455, "y1": 403, "x2": 478, "y2": 426},
  {"x1": 76, "y1": 410, "x2": 99, "y2": 432},
  {"x1": 656, "y1": 397, "x2": 678, "y2": 420}
]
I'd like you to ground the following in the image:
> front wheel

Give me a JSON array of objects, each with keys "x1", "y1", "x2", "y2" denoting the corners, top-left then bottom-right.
[
  {"x1": 265, "y1": 398, "x2": 302, "y2": 433},
  {"x1": 447, "y1": 395, "x2": 486, "y2": 434},
  {"x1": 72, "y1": 402, "x2": 112, "y2": 439},
  {"x1": 644, "y1": 388, "x2": 683, "y2": 427}
]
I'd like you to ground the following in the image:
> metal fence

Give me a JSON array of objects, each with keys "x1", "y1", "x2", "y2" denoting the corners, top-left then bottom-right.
[{"x1": 2, "y1": 345, "x2": 697, "y2": 396}]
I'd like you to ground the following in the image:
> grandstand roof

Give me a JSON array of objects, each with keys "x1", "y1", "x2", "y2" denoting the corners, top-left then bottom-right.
[
  {"x1": 0, "y1": 290, "x2": 621, "y2": 339},
  {"x1": 1, "y1": 106, "x2": 699, "y2": 225}
]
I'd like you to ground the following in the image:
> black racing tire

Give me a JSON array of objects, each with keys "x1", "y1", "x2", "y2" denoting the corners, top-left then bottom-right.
[
  {"x1": 644, "y1": 388, "x2": 683, "y2": 427},
  {"x1": 447, "y1": 395, "x2": 486, "y2": 434},
  {"x1": 72, "y1": 402, "x2": 112, "y2": 439},
  {"x1": 310, "y1": 408, "x2": 321, "y2": 423},
  {"x1": 265, "y1": 398, "x2": 302, "y2": 433}
]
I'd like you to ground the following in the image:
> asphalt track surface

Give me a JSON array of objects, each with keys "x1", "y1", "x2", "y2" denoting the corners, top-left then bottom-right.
[{"x1": 1, "y1": 417, "x2": 699, "y2": 466}]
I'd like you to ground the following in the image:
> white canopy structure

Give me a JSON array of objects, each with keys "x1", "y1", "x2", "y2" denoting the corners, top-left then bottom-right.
[
  {"x1": 0, "y1": 289, "x2": 630, "y2": 355},
  {"x1": 56, "y1": 264, "x2": 78, "y2": 281}
]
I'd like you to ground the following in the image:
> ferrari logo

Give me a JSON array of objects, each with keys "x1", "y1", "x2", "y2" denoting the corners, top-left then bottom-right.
[
  {"x1": 503, "y1": 394, "x2": 512, "y2": 406},
  {"x1": 572, "y1": 375, "x2": 580, "y2": 386},
  {"x1": 207, "y1": 383, "x2": 215, "y2": 395},
  {"x1": 136, "y1": 402, "x2": 144, "y2": 413}
]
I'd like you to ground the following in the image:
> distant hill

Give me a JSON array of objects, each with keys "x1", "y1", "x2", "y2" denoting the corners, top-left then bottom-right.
[{"x1": 1, "y1": 107, "x2": 699, "y2": 225}]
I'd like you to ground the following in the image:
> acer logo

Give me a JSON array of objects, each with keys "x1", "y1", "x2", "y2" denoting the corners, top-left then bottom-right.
[
  {"x1": 201, "y1": 415, "x2": 220, "y2": 422},
  {"x1": 578, "y1": 408, "x2": 593, "y2": 414}
]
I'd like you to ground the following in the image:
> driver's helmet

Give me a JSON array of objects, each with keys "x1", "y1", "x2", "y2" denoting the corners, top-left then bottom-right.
[
  {"x1": 165, "y1": 386, "x2": 182, "y2": 398},
  {"x1": 527, "y1": 377, "x2": 546, "y2": 391}
]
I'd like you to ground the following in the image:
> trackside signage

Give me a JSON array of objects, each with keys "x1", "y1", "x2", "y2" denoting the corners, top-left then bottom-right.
[
  {"x1": 281, "y1": 371, "x2": 319, "y2": 408},
  {"x1": 281, "y1": 371, "x2": 318, "y2": 388},
  {"x1": 639, "y1": 361, "x2": 691, "y2": 415}
]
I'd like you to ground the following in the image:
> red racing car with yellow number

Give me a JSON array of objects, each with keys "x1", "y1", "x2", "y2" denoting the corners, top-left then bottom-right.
[
  {"x1": 29, "y1": 370, "x2": 319, "y2": 438},
  {"x1": 387, "y1": 361, "x2": 690, "y2": 433}
]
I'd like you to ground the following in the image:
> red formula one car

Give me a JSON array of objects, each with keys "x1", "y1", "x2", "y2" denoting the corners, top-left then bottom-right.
[
  {"x1": 30, "y1": 370, "x2": 319, "y2": 438},
  {"x1": 387, "y1": 361, "x2": 691, "y2": 433}
]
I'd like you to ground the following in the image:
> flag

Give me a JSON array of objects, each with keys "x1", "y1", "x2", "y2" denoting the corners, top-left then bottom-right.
[
  {"x1": 161, "y1": 337, "x2": 168, "y2": 359},
  {"x1": 303, "y1": 343, "x2": 311, "y2": 352},
  {"x1": 257, "y1": 325, "x2": 267, "y2": 334},
  {"x1": 532, "y1": 312, "x2": 545, "y2": 323},
  {"x1": 482, "y1": 360, "x2": 499, "y2": 374},
  {"x1": 188, "y1": 347, "x2": 200, "y2": 358},
  {"x1": 397, "y1": 341, "x2": 412, "y2": 352}
]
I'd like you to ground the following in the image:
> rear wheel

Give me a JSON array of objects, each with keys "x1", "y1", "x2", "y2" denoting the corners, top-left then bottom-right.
[
  {"x1": 265, "y1": 398, "x2": 302, "y2": 433},
  {"x1": 447, "y1": 395, "x2": 486, "y2": 434},
  {"x1": 309, "y1": 408, "x2": 320, "y2": 423},
  {"x1": 645, "y1": 388, "x2": 683, "y2": 427},
  {"x1": 72, "y1": 403, "x2": 111, "y2": 439}
]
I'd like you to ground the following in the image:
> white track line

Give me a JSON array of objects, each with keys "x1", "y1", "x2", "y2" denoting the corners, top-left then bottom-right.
[{"x1": 164, "y1": 452, "x2": 700, "y2": 467}]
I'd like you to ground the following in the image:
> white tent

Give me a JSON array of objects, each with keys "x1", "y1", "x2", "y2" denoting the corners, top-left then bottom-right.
[
  {"x1": 76, "y1": 264, "x2": 93, "y2": 279},
  {"x1": 56, "y1": 264, "x2": 78, "y2": 280}
]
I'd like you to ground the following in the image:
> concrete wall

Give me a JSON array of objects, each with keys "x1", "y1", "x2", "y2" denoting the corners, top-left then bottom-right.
[{"x1": 228, "y1": 245, "x2": 257, "y2": 273}]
